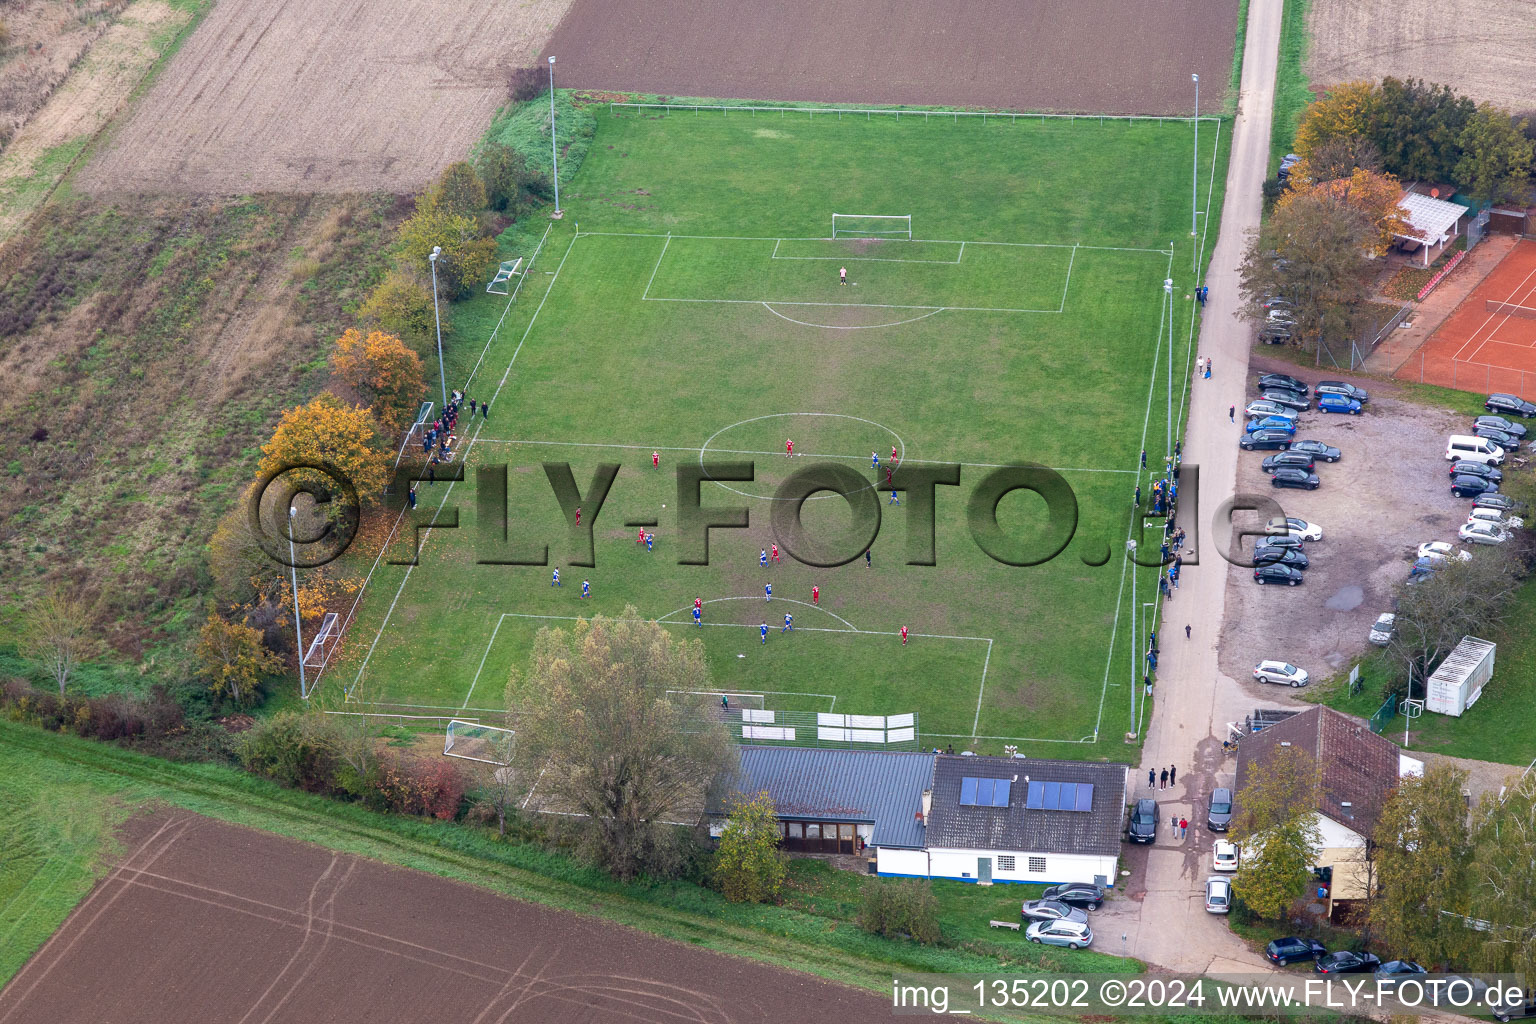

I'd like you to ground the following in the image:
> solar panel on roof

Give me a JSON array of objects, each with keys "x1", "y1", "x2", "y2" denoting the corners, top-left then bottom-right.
[
  {"x1": 991, "y1": 779, "x2": 1011, "y2": 806},
  {"x1": 1042, "y1": 780, "x2": 1060, "y2": 810},
  {"x1": 1075, "y1": 783, "x2": 1094, "y2": 811},
  {"x1": 1026, "y1": 780, "x2": 1044, "y2": 809},
  {"x1": 960, "y1": 776, "x2": 978, "y2": 805}
]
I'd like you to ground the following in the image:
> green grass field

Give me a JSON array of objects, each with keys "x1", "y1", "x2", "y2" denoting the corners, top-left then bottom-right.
[{"x1": 328, "y1": 107, "x2": 1228, "y2": 756}]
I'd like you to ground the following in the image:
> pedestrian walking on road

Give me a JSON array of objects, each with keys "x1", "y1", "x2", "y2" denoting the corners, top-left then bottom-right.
[
  {"x1": 1204, "y1": 357, "x2": 1213, "y2": 379},
  {"x1": 1185, "y1": 624, "x2": 1191, "y2": 639},
  {"x1": 1228, "y1": 405, "x2": 1236, "y2": 423},
  {"x1": 1149, "y1": 768, "x2": 1156, "y2": 788},
  {"x1": 1180, "y1": 816, "x2": 1189, "y2": 838},
  {"x1": 1170, "y1": 765, "x2": 1177, "y2": 786},
  {"x1": 1159, "y1": 768, "x2": 1168, "y2": 790}
]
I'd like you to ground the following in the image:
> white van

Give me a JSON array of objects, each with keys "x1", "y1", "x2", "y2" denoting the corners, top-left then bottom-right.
[{"x1": 1446, "y1": 434, "x2": 1505, "y2": 465}]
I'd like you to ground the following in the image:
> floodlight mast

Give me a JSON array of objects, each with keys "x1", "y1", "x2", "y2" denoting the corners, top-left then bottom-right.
[
  {"x1": 289, "y1": 505, "x2": 307, "y2": 699},
  {"x1": 549, "y1": 56, "x2": 561, "y2": 218},
  {"x1": 429, "y1": 246, "x2": 447, "y2": 408},
  {"x1": 1192, "y1": 73, "x2": 1200, "y2": 271}
]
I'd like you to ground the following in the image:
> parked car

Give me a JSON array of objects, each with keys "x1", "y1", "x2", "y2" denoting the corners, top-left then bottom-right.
[
  {"x1": 1241, "y1": 429, "x2": 1294, "y2": 451},
  {"x1": 1262, "y1": 389, "x2": 1311, "y2": 411},
  {"x1": 1039, "y1": 883, "x2": 1105, "y2": 911},
  {"x1": 1268, "y1": 516, "x2": 1323, "y2": 541},
  {"x1": 1254, "y1": 564, "x2": 1305, "y2": 586},
  {"x1": 1254, "y1": 661, "x2": 1309, "y2": 687},
  {"x1": 1369, "y1": 613, "x2": 1396, "y2": 646},
  {"x1": 1127, "y1": 798, "x2": 1159, "y2": 843},
  {"x1": 1315, "y1": 951, "x2": 1382, "y2": 975},
  {"x1": 1410, "y1": 557, "x2": 1440, "y2": 579},
  {"x1": 1255, "y1": 546, "x2": 1309, "y2": 570},
  {"x1": 1375, "y1": 960, "x2": 1427, "y2": 989},
  {"x1": 1474, "y1": 424, "x2": 1523, "y2": 451},
  {"x1": 1460, "y1": 521, "x2": 1511, "y2": 545},
  {"x1": 1452, "y1": 475, "x2": 1499, "y2": 498},
  {"x1": 1245, "y1": 400, "x2": 1300, "y2": 420},
  {"x1": 1468, "y1": 506, "x2": 1525, "y2": 530},
  {"x1": 1475, "y1": 415, "x2": 1529, "y2": 440},
  {"x1": 1317, "y1": 394, "x2": 1363, "y2": 415},
  {"x1": 1247, "y1": 416, "x2": 1299, "y2": 435},
  {"x1": 1272, "y1": 467, "x2": 1320, "y2": 490},
  {"x1": 1474, "y1": 492, "x2": 1523, "y2": 513},
  {"x1": 1277, "y1": 153, "x2": 1300, "y2": 179},
  {"x1": 1255, "y1": 533, "x2": 1304, "y2": 552},
  {"x1": 1493, "y1": 991, "x2": 1536, "y2": 1022},
  {"x1": 1450, "y1": 460, "x2": 1503, "y2": 483},
  {"x1": 1418, "y1": 541, "x2": 1471, "y2": 562},
  {"x1": 1207, "y1": 788, "x2": 1234, "y2": 830},
  {"x1": 1204, "y1": 876, "x2": 1232, "y2": 914},
  {"x1": 1265, "y1": 936, "x2": 1327, "y2": 965},
  {"x1": 1025, "y1": 918, "x2": 1093, "y2": 949},
  {"x1": 1262, "y1": 452, "x2": 1317, "y2": 474},
  {"x1": 1020, "y1": 899, "x2": 1089, "y2": 925},
  {"x1": 1485, "y1": 393, "x2": 1536, "y2": 418},
  {"x1": 1259, "y1": 372, "x2": 1307, "y2": 394},
  {"x1": 1316, "y1": 380, "x2": 1369, "y2": 403},
  {"x1": 1287, "y1": 439, "x2": 1341, "y2": 462},
  {"x1": 1259, "y1": 324, "x2": 1293, "y2": 344},
  {"x1": 1212, "y1": 840, "x2": 1240, "y2": 871}
]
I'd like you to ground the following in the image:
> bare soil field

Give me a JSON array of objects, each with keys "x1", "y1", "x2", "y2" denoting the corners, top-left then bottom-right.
[
  {"x1": 1217, "y1": 357, "x2": 1471, "y2": 691},
  {"x1": 540, "y1": 0, "x2": 1236, "y2": 115},
  {"x1": 0, "y1": 811, "x2": 891, "y2": 1024},
  {"x1": 1307, "y1": 0, "x2": 1536, "y2": 111},
  {"x1": 0, "y1": 0, "x2": 129, "y2": 148},
  {"x1": 81, "y1": 0, "x2": 575, "y2": 194}
]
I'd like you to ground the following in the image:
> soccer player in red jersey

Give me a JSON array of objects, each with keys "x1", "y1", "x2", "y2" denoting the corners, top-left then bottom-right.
[
  {"x1": 771, "y1": 543, "x2": 780, "y2": 563},
  {"x1": 900, "y1": 626, "x2": 909, "y2": 645},
  {"x1": 652, "y1": 450, "x2": 660, "y2": 468},
  {"x1": 786, "y1": 438, "x2": 794, "y2": 458},
  {"x1": 812, "y1": 585, "x2": 820, "y2": 605}
]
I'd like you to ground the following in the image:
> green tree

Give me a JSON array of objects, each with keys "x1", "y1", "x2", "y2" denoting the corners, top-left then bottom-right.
[
  {"x1": 358, "y1": 270, "x2": 444, "y2": 354},
  {"x1": 713, "y1": 791, "x2": 788, "y2": 904},
  {"x1": 395, "y1": 207, "x2": 496, "y2": 300},
  {"x1": 1372, "y1": 78, "x2": 1474, "y2": 181},
  {"x1": 421, "y1": 161, "x2": 488, "y2": 219},
  {"x1": 475, "y1": 142, "x2": 551, "y2": 216},
  {"x1": 1468, "y1": 769, "x2": 1536, "y2": 977},
  {"x1": 507, "y1": 609, "x2": 733, "y2": 880},
  {"x1": 1231, "y1": 746, "x2": 1323, "y2": 919},
  {"x1": 195, "y1": 612, "x2": 282, "y2": 707},
  {"x1": 1455, "y1": 104, "x2": 1534, "y2": 204},
  {"x1": 1371, "y1": 764, "x2": 1477, "y2": 968},
  {"x1": 857, "y1": 878, "x2": 942, "y2": 944}
]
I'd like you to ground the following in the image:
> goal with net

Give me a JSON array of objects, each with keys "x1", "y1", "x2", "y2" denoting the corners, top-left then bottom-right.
[
  {"x1": 832, "y1": 213, "x2": 911, "y2": 239},
  {"x1": 486, "y1": 257, "x2": 524, "y2": 295},
  {"x1": 666, "y1": 690, "x2": 765, "y2": 711},
  {"x1": 444, "y1": 719, "x2": 515, "y2": 765}
]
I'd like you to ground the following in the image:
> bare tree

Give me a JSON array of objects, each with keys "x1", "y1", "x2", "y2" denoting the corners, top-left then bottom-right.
[
  {"x1": 1469, "y1": 769, "x2": 1536, "y2": 976},
  {"x1": 1387, "y1": 552, "x2": 1522, "y2": 698},
  {"x1": 508, "y1": 608, "x2": 733, "y2": 879},
  {"x1": 20, "y1": 589, "x2": 93, "y2": 696},
  {"x1": 1372, "y1": 764, "x2": 1477, "y2": 968}
]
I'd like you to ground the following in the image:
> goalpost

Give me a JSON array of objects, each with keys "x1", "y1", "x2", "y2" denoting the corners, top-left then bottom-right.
[
  {"x1": 832, "y1": 213, "x2": 911, "y2": 239},
  {"x1": 666, "y1": 689, "x2": 766, "y2": 711},
  {"x1": 444, "y1": 719, "x2": 515, "y2": 765},
  {"x1": 485, "y1": 257, "x2": 524, "y2": 295}
]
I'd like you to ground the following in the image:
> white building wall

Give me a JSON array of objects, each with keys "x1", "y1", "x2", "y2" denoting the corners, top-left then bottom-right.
[
  {"x1": 876, "y1": 847, "x2": 928, "y2": 877},
  {"x1": 1313, "y1": 812, "x2": 1365, "y2": 850},
  {"x1": 922, "y1": 847, "x2": 1117, "y2": 886}
]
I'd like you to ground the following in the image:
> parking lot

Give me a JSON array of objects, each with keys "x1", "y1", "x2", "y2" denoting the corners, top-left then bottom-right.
[{"x1": 1215, "y1": 357, "x2": 1477, "y2": 690}]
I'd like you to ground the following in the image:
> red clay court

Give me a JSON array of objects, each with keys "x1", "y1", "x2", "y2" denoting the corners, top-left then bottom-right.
[
  {"x1": 0, "y1": 812, "x2": 891, "y2": 1024},
  {"x1": 1399, "y1": 239, "x2": 1536, "y2": 397}
]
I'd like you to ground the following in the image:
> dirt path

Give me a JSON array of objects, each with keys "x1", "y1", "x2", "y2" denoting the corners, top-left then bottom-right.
[
  {"x1": 1115, "y1": 0, "x2": 1285, "y2": 975},
  {"x1": 0, "y1": 810, "x2": 893, "y2": 1024},
  {"x1": 0, "y1": 0, "x2": 188, "y2": 240},
  {"x1": 81, "y1": 0, "x2": 575, "y2": 194}
]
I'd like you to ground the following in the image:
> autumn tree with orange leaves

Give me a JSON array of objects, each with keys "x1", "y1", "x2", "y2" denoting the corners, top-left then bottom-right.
[
  {"x1": 331, "y1": 329, "x2": 426, "y2": 433},
  {"x1": 258, "y1": 393, "x2": 388, "y2": 506},
  {"x1": 1275, "y1": 168, "x2": 1408, "y2": 257}
]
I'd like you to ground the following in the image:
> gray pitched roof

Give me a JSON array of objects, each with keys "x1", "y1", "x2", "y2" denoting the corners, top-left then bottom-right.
[
  {"x1": 924, "y1": 756, "x2": 1130, "y2": 856},
  {"x1": 712, "y1": 746, "x2": 936, "y2": 848}
]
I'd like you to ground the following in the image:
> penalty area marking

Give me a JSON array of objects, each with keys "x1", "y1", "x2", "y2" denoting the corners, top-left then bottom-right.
[
  {"x1": 462, "y1": 608, "x2": 994, "y2": 729},
  {"x1": 761, "y1": 302, "x2": 947, "y2": 329},
  {"x1": 769, "y1": 237, "x2": 965, "y2": 264}
]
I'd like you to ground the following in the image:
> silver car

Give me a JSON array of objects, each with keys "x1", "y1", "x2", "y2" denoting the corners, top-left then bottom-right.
[
  {"x1": 1369, "y1": 613, "x2": 1395, "y2": 646},
  {"x1": 1025, "y1": 918, "x2": 1094, "y2": 949},
  {"x1": 1245, "y1": 400, "x2": 1299, "y2": 420},
  {"x1": 1020, "y1": 899, "x2": 1089, "y2": 925}
]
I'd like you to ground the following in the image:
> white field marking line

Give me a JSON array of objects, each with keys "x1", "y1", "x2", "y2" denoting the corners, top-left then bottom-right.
[
  {"x1": 644, "y1": 295, "x2": 1062, "y2": 314},
  {"x1": 1091, "y1": 248, "x2": 1174, "y2": 743},
  {"x1": 768, "y1": 237, "x2": 964, "y2": 264},
  {"x1": 460, "y1": 613, "x2": 507, "y2": 708},
  {"x1": 924, "y1": 731, "x2": 1097, "y2": 744},
  {"x1": 1451, "y1": 261, "x2": 1536, "y2": 363},
  {"x1": 463, "y1": 222, "x2": 554, "y2": 393},
  {"x1": 575, "y1": 229, "x2": 1174, "y2": 256},
  {"x1": 655, "y1": 595, "x2": 860, "y2": 630},
  {"x1": 467, "y1": 436, "x2": 1138, "y2": 475},
  {"x1": 1175, "y1": 115, "x2": 1224, "y2": 431},
  {"x1": 667, "y1": 688, "x2": 842, "y2": 701},
  {"x1": 342, "y1": 700, "x2": 507, "y2": 714},
  {"x1": 761, "y1": 302, "x2": 947, "y2": 330},
  {"x1": 324, "y1": 711, "x2": 481, "y2": 722},
  {"x1": 350, "y1": 234, "x2": 581, "y2": 693},
  {"x1": 641, "y1": 232, "x2": 671, "y2": 301},
  {"x1": 319, "y1": 225, "x2": 556, "y2": 693},
  {"x1": 494, "y1": 611, "x2": 991, "y2": 642},
  {"x1": 970, "y1": 638, "x2": 994, "y2": 736},
  {"x1": 1057, "y1": 242, "x2": 1080, "y2": 312}
]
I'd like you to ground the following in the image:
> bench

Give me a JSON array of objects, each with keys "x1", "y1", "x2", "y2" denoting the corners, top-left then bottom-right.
[{"x1": 989, "y1": 919, "x2": 1021, "y2": 931}]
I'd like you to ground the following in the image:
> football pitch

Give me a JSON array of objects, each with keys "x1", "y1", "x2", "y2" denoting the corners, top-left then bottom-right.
[{"x1": 326, "y1": 107, "x2": 1226, "y2": 756}]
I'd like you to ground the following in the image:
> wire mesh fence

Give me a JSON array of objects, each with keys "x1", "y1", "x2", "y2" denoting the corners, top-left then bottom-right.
[{"x1": 1397, "y1": 351, "x2": 1536, "y2": 397}]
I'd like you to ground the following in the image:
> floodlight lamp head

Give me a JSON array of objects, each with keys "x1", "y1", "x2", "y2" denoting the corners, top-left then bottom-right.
[
  {"x1": 289, "y1": 506, "x2": 298, "y2": 518},
  {"x1": 430, "y1": 246, "x2": 441, "y2": 261},
  {"x1": 1192, "y1": 73, "x2": 1199, "y2": 83},
  {"x1": 549, "y1": 55, "x2": 556, "y2": 64}
]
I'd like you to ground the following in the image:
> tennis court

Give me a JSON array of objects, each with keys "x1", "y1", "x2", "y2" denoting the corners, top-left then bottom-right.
[{"x1": 1399, "y1": 239, "x2": 1536, "y2": 396}]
